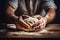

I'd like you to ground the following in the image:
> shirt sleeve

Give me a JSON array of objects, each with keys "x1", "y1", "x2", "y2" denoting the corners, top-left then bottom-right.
[
  {"x1": 7, "y1": 0, "x2": 18, "y2": 10},
  {"x1": 42, "y1": 0, "x2": 57, "y2": 10}
]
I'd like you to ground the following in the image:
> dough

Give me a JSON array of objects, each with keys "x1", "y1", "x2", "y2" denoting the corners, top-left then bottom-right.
[{"x1": 24, "y1": 17, "x2": 39, "y2": 26}]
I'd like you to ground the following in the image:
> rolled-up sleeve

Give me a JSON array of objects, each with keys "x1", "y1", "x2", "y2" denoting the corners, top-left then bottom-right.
[
  {"x1": 42, "y1": 0, "x2": 57, "y2": 10},
  {"x1": 7, "y1": 0, "x2": 18, "y2": 10}
]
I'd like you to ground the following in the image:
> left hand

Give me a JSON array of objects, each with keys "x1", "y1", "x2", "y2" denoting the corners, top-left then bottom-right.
[
  {"x1": 32, "y1": 15, "x2": 47, "y2": 31},
  {"x1": 15, "y1": 16, "x2": 33, "y2": 31}
]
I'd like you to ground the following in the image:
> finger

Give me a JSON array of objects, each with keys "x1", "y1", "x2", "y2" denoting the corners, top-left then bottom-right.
[
  {"x1": 32, "y1": 22, "x2": 41, "y2": 27},
  {"x1": 33, "y1": 23, "x2": 41, "y2": 29},
  {"x1": 33, "y1": 26, "x2": 42, "y2": 32},
  {"x1": 33, "y1": 23, "x2": 45, "y2": 31},
  {"x1": 19, "y1": 18, "x2": 32, "y2": 30},
  {"x1": 39, "y1": 19, "x2": 46, "y2": 28},
  {"x1": 39, "y1": 23, "x2": 45, "y2": 29},
  {"x1": 19, "y1": 26, "x2": 33, "y2": 32},
  {"x1": 33, "y1": 26, "x2": 39, "y2": 30},
  {"x1": 33, "y1": 23, "x2": 41, "y2": 31},
  {"x1": 39, "y1": 21, "x2": 46, "y2": 28},
  {"x1": 25, "y1": 20, "x2": 35, "y2": 27},
  {"x1": 15, "y1": 21, "x2": 29, "y2": 30},
  {"x1": 16, "y1": 23, "x2": 30, "y2": 31},
  {"x1": 19, "y1": 26, "x2": 30, "y2": 32}
]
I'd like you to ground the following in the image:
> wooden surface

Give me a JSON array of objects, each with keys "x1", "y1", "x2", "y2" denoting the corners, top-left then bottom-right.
[{"x1": 0, "y1": 24, "x2": 60, "y2": 38}]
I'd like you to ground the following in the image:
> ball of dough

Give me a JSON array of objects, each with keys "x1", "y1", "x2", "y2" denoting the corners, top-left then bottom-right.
[{"x1": 24, "y1": 17, "x2": 39, "y2": 26}]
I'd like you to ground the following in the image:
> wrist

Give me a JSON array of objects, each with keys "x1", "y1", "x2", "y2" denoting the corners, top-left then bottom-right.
[
  {"x1": 43, "y1": 17, "x2": 48, "y2": 24},
  {"x1": 11, "y1": 15, "x2": 19, "y2": 20}
]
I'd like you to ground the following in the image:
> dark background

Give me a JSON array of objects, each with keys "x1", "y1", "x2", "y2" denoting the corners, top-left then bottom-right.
[{"x1": 0, "y1": 0, "x2": 60, "y2": 24}]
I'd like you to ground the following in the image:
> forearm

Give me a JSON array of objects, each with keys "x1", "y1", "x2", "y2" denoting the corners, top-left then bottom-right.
[
  {"x1": 6, "y1": 6, "x2": 19, "y2": 21},
  {"x1": 44, "y1": 8, "x2": 56, "y2": 23}
]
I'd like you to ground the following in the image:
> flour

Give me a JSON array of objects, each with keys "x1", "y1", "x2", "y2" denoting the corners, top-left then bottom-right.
[
  {"x1": 7, "y1": 24, "x2": 17, "y2": 29},
  {"x1": 7, "y1": 29, "x2": 52, "y2": 35}
]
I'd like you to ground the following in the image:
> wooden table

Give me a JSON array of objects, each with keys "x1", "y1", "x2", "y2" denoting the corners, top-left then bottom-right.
[{"x1": 0, "y1": 24, "x2": 60, "y2": 38}]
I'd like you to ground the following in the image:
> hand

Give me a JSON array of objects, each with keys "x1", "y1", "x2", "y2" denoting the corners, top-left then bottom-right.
[
  {"x1": 32, "y1": 15, "x2": 47, "y2": 31},
  {"x1": 15, "y1": 22, "x2": 31, "y2": 32},
  {"x1": 16, "y1": 16, "x2": 33, "y2": 31}
]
